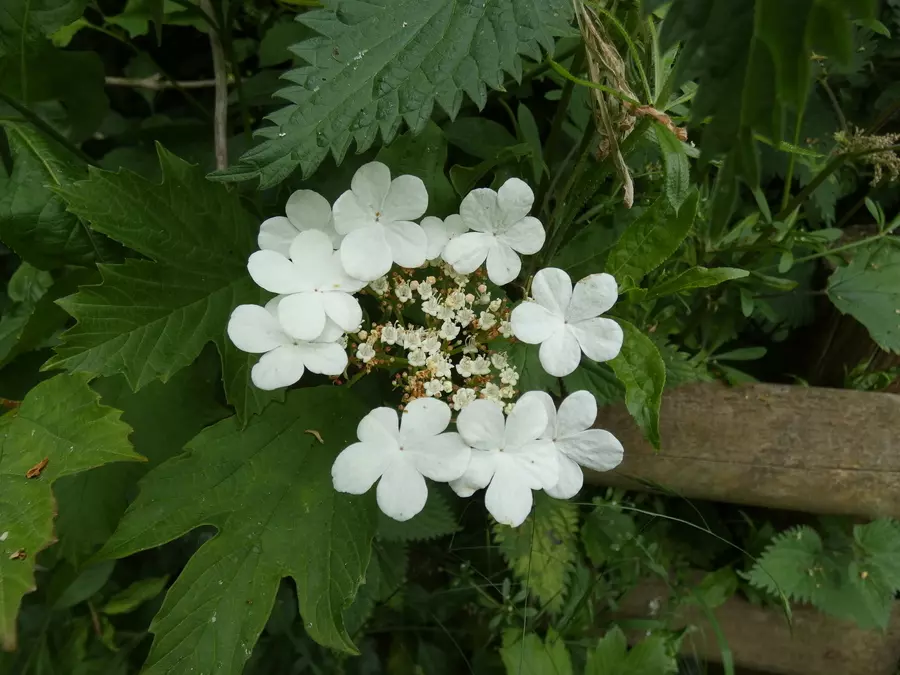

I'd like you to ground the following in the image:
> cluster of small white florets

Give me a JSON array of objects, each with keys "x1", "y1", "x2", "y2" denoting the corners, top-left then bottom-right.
[{"x1": 226, "y1": 161, "x2": 628, "y2": 527}]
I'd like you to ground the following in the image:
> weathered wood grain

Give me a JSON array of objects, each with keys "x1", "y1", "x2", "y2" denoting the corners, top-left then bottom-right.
[{"x1": 584, "y1": 382, "x2": 900, "y2": 518}]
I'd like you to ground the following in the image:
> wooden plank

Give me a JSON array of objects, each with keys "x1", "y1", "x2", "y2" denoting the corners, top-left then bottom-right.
[
  {"x1": 616, "y1": 575, "x2": 900, "y2": 675},
  {"x1": 584, "y1": 383, "x2": 900, "y2": 519}
]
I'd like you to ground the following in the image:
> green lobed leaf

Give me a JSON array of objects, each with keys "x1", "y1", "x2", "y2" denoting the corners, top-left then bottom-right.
[
  {"x1": 500, "y1": 629, "x2": 573, "y2": 675},
  {"x1": 826, "y1": 238, "x2": 900, "y2": 354},
  {"x1": 0, "y1": 0, "x2": 88, "y2": 57},
  {"x1": 0, "y1": 373, "x2": 141, "y2": 649},
  {"x1": 606, "y1": 190, "x2": 698, "y2": 288},
  {"x1": 212, "y1": 0, "x2": 574, "y2": 187},
  {"x1": 47, "y1": 145, "x2": 280, "y2": 421},
  {"x1": 585, "y1": 626, "x2": 677, "y2": 675},
  {"x1": 607, "y1": 320, "x2": 666, "y2": 449},
  {"x1": 745, "y1": 525, "x2": 825, "y2": 603},
  {"x1": 377, "y1": 488, "x2": 459, "y2": 542},
  {"x1": 98, "y1": 386, "x2": 379, "y2": 669},
  {"x1": 645, "y1": 266, "x2": 749, "y2": 300},
  {"x1": 653, "y1": 124, "x2": 690, "y2": 212},
  {"x1": 494, "y1": 493, "x2": 579, "y2": 613}
]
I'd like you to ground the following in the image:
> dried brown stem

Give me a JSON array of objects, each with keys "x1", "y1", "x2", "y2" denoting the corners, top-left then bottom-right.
[
  {"x1": 104, "y1": 74, "x2": 233, "y2": 90},
  {"x1": 201, "y1": 0, "x2": 229, "y2": 170}
]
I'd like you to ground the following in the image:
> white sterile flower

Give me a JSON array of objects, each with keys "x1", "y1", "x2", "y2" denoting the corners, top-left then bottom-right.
[
  {"x1": 479, "y1": 311, "x2": 497, "y2": 330},
  {"x1": 442, "y1": 178, "x2": 546, "y2": 285},
  {"x1": 520, "y1": 390, "x2": 624, "y2": 499},
  {"x1": 511, "y1": 267, "x2": 624, "y2": 377},
  {"x1": 395, "y1": 282, "x2": 413, "y2": 302},
  {"x1": 331, "y1": 399, "x2": 471, "y2": 521},
  {"x1": 356, "y1": 343, "x2": 376, "y2": 362},
  {"x1": 258, "y1": 189, "x2": 341, "y2": 256},
  {"x1": 333, "y1": 161, "x2": 429, "y2": 281},
  {"x1": 369, "y1": 276, "x2": 389, "y2": 295},
  {"x1": 381, "y1": 324, "x2": 399, "y2": 345},
  {"x1": 439, "y1": 320, "x2": 460, "y2": 340},
  {"x1": 449, "y1": 397, "x2": 558, "y2": 527},
  {"x1": 227, "y1": 299, "x2": 347, "y2": 390},
  {"x1": 456, "y1": 308, "x2": 475, "y2": 326},
  {"x1": 422, "y1": 214, "x2": 468, "y2": 259},
  {"x1": 248, "y1": 230, "x2": 365, "y2": 341},
  {"x1": 452, "y1": 388, "x2": 477, "y2": 410},
  {"x1": 424, "y1": 379, "x2": 443, "y2": 397}
]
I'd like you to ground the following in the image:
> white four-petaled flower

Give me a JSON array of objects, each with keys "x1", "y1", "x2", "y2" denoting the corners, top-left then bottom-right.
[
  {"x1": 442, "y1": 178, "x2": 545, "y2": 285},
  {"x1": 520, "y1": 390, "x2": 624, "y2": 498},
  {"x1": 227, "y1": 299, "x2": 348, "y2": 390},
  {"x1": 333, "y1": 161, "x2": 429, "y2": 281},
  {"x1": 510, "y1": 267, "x2": 624, "y2": 377},
  {"x1": 449, "y1": 397, "x2": 557, "y2": 527},
  {"x1": 421, "y1": 214, "x2": 467, "y2": 259},
  {"x1": 247, "y1": 230, "x2": 366, "y2": 341},
  {"x1": 331, "y1": 399, "x2": 471, "y2": 521},
  {"x1": 258, "y1": 189, "x2": 341, "y2": 256}
]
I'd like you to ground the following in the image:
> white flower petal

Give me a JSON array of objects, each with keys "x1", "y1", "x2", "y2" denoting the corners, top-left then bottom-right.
[
  {"x1": 556, "y1": 390, "x2": 596, "y2": 437},
  {"x1": 332, "y1": 441, "x2": 393, "y2": 494},
  {"x1": 531, "y1": 267, "x2": 572, "y2": 316},
  {"x1": 382, "y1": 174, "x2": 428, "y2": 221},
  {"x1": 556, "y1": 429, "x2": 624, "y2": 473},
  {"x1": 285, "y1": 189, "x2": 332, "y2": 231},
  {"x1": 459, "y1": 188, "x2": 501, "y2": 234},
  {"x1": 318, "y1": 251, "x2": 365, "y2": 292},
  {"x1": 484, "y1": 457, "x2": 535, "y2": 527},
  {"x1": 296, "y1": 341, "x2": 347, "y2": 375},
  {"x1": 570, "y1": 317, "x2": 624, "y2": 362},
  {"x1": 383, "y1": 220, "x2": 427, "y2": 269},
  {"x1": 340, "y1": 225, "x2": 393, "y2": 281},
  {"x1": 485, "y1": 241, "x2": 521, "y2": 285},
  {"x1": 516, "y1": 391, "x2": 556, "y2": 440},
  {"x1": 251, "y1": 345, "x2": 306, "y2": 389},
  {"x1": 333, "y1": 190, "x2": 375, "y2": 234},
  {"x1": 567, "y1": 273, "x2": 619, "y2": 323},
  {"x1": 545, "y1": 454, "x2": 584, "y2": 499},
  {"x1": 227, "y1": 304, "x2": 289, "y2": 353},
  {"x1": 408, "y1": 432, "x2": 471, "y2": 482},
  {"x1": 421, "y1": 216, "x2": 450, "y2": 259},
  {"x1": 497, "y1": 177, "x2": 535, "y2": 226},
  {"x1": 505, "y1": 439, "x2": 559, "y2": 490},
  {"x1": 377, "y1": 459, "x2": 428, "y2": 521},
  {"x1": 401, "y1": 397, "x2": 451, "y2": 440},
  {"x1": 510, "y1": 301, "x2": 560, "y2": 344},
  {"x1": 277, "y1": 292, "x2": 327, "y2": 341},
  {"x1": 315, "y1": 318, "x2": 345, "y2": 343},
  {"x1": 321, "y1": 291, "x2": 362, "y2": 333},
  {"x1": 539, "y1": 325, "x2": 582, "y2": 377},
  {"x1": 449, "y1": 449, "x2": 497, "y2": 497},
  {"x1": 442, "y1": 232, "x2": 492, "y2": 274},
  {"x1": 457, "y1": 399, "x2": 506, "y2": 451},
  {"x1": 258, "y1": 216, "x2": 298, "y2": 256},
  {"x1": 499, "y1": 216, "x2": 545, "y2": 255},
  {"x1": 358, "y1": 407, "x2": 400, "y2": 446},
  {"x1": 289, "y1": 229, "x2": 338, "y2": 287},
  {"x1": 352, "y1": 161, "x2": 392, "y2": 211},
  {"x1": 247, "y1": 250, "x2": 309, "y2": 294},
  {"x1": 504, "y1": 395, "x2": 548, "y2": 450},
  {"x1": 445, "y1": 213, "x2": 468, "y2": 237}
]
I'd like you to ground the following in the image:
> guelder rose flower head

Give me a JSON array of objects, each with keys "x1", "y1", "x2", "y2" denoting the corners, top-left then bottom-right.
[
  {"x1": 247, "y1": 230, "x2": 365, "y2": 341},
  {"x1": 227, "y1": 298, "x2": 347, "y2": 390},
  {"x1": 333, "y1": 161, "x2": 429, "y2": 281},
  {"x1": 520, "y1": 390, "x2": 624, "y2": 498},
  {"x1": 442, "y1": 178, "x2": 545, "y2": 285},
  {"x1": 331, "y1": 399, "x2": 471, "y2": 521},
  {"x1": 259, "y1": 189, "x2": 341, "y2": 255},
  {"x1": 511, "y1": 267, "x2": 623, "y2": 377},
  {"x1": 422, "y1": 214, "x2": 467, "y2": 259},
  {"x1": 449, "y1": 397, "x2": 558, "y2": 527}
]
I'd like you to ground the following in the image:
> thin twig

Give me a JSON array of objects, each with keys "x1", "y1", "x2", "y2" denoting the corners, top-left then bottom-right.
[
  {"x1": 201, "y1": 0, "x2": 229, "y2": 170},
  {"x1": 104, "y1": 74, "x2": 233, "y2": 90}
]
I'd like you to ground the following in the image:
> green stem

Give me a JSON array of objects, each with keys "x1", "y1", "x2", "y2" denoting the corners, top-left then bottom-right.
[
  {"x1": 548, "y1": 59, "x2": 640, "y2": 107},
  {"x1": 0, "y1": 92, "x2": 95, "y2": 166},
  {"x1": 780, "y1": 106, "x2": 806, "y2": 213},
  {"x1": 219, "y1": 0, "x2": 252, "y2": 142}
]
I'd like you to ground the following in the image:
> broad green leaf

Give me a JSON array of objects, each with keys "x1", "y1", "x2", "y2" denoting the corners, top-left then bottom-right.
[
  {"x1": 377, "y1": 488, "x2": 459, "y2": 542},
  {"x1": 107, "y1": 0, "x2": 204, "y2": 39},
  {"x1": 500, "y1": 629, "x2": 572, "y2": 675},
  {"x1": 606, "y1": 191, "x2": 698, "y2": 287},
  {"x1": 0, "y1": 373, "x2": 140, "y2": 648},
  {"x1": 212, "y1": 0, "x2": 573, "y2": 187},
  {"x1": 376, "y1": 121, "x2": 455, "y2": 216},
  {"x1": 53, "y1": 353, "x2": 229, "y2": 564},
  {"x1": 98, "y1": 386, "x2": 378, "y2": 669},
  {"x1": 608, "y1": 320, "x2": 666, "y2": 449},
  {"x1": 53, "y1": 560, "x2": 116, "y2": 610},
  {"x1": 645, "y1": 266, "x2": 748, "y2": 300},
  {"x1": 691, "y1": 567, "x2": 738, "y2": 609},
  {"x1": 827, "y1": 238, "x2": 900, "y2": 353},
  {"x1": 653, "y1": 124, "x2": 689, "y2": 211},
  {"x1": 585, "y1": 626, "x2": 677, "y2": 675},
  {"x1": 258, "y1": 18, "x2": 313, "y2": 67},
  {"x1": 503, "y1": 340, "x2": 560, "y2": 396},
  {"x1": 0, "y1": 121, "x2": 116, "y2": 270},
  {"x1": 563, "y1": 361, "x2": 623, "y2": 406},
  {"x1": 102, "y1": 575, "x2": 170, "y2": 615},
  {"x1": 343, "y1": 541, "x2": 407, "y2": 636},
  {"x1": 47, "y1": 145, "x2": 280, "y2": 421},
  {"x1": 517, "y1": 103, "x2": 544, "y2": 184},
  {"x1": 444, "y1": 118, "x2": 518, "y2": 161},
  {"x1": 0, "y1": 0, "x2": 88, "y2": 57},
  {"x1": 746, "y1": 526, "x2": 824, "y2": 603},
  {"x1": 494, "y1": 494, "x2": 579, "y2": 612},
  {"x1": 585, "y1": 626, "x2": 629, "y2": 675}
]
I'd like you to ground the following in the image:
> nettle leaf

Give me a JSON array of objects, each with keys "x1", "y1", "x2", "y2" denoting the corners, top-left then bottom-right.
[
  {"x1": 0, "y1": 0, "x2": 88, "y2": 57},
  {"x1": 0, "y1": 121, "x2": 116, "y2": 270},
  {"x1": 98, "y1": 386, "x2": 378, "y2": 670},
  {"x1": 213, "y1": 0, "x2": 574, "y2": 187},
  {"x1": 494, "y1": 493, "x2": 579, "y2": 612},
  {"x1": 47, "y1": 145, "x2": 281, "y2": 421},
  {"x1": 608, "y1": 320, "x2": 666, "y2": 449},
  {"x1": 501, "y1": 630, "x2": 573, "y2": 675},
  {"x1": 645, "y1": 266, "x2": 749, "y2": 300},
  {"x1": 0, "y1": 373, "x2": 141, "y2": 649},
  {"x1": 827, "y1": 238, "x2": 900, "y2": 354},
  {"x1": 746, "y1": 525, "x2": 825, "y2": 603},
  {"x1": 606, "y1": 190, "x2": 698, "y2": 288},
  {"x1": 377, "y1": 488, "x2": 459, "y2": 542}
]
